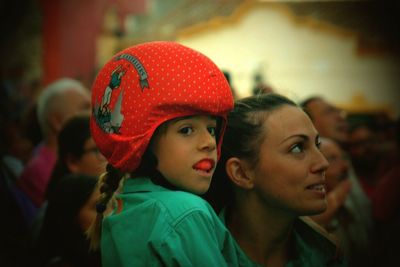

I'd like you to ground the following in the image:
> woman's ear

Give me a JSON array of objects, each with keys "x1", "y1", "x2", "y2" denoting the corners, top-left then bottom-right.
[{"x1": 225, "y1": 157, "x2": 254, "y2": 189}]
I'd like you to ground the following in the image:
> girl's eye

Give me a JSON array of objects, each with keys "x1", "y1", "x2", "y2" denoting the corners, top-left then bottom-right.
[
  {"x1": 179, "y1": 126, "x2": 193, "y2": 135},
  {"x1": 290, "y1": 143, "x2": 304, "y2": 154},
  {"x1": 207, "y1": 126, "x2": 216, "y2": 137}
]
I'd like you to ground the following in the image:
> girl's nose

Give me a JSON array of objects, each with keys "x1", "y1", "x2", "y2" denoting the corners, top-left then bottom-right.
[{"x1": 198, "y1": 130, "x2": 216, "y2": 151}]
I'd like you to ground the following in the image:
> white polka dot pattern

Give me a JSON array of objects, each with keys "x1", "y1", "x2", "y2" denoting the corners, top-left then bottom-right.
[{"x1": 90, "y1": 41, "x2": 233, "y2": 172}]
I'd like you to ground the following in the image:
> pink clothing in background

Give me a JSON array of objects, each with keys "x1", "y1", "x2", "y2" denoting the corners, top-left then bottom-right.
[{"x1": 17, "y1": 144, "x2": 57, "y2": 207}]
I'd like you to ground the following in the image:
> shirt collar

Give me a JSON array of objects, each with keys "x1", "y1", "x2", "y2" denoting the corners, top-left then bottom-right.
[{"x1": 121, "y1": 177, "x2": 169, "y2": 194}]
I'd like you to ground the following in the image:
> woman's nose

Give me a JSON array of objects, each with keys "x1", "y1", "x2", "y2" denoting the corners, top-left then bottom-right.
[{"x1": 312, "y1": 149, "x2": 330, "y2": 174}]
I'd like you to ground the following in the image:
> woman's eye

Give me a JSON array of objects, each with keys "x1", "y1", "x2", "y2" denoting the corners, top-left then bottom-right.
[
  {"x1": 179, "y1": 126, "x2": 193, "y2": 135},
  {"x1": 316, "y1": 141, "x2": 322, "y2": 150},
  {"x1": 290, "y1": 143, "x2": 304, "y2": 154},
  {"x1": 207, "y1": 126, "x2": 216, "y2": 137}
]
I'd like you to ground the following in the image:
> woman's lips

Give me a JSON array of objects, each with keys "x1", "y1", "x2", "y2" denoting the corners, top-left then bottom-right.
[
  {"x1": 193, "y1": 159, "x2": 215, "y2": 173},
  {"x1": 307, "y1": 183, "x2": 326, "y2": 192},
  {"x1": 306, "y1": 182, "x2": 326, "y2": 196}
]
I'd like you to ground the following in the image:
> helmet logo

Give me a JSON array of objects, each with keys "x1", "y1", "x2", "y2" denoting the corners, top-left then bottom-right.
[
  {"x1": 114, "y1": 54, "x2": 149, "y2": 90},
  {"x1": 93, "y1": 54, "x2": 149, "y2": 134},
  {"x1": 93, "y1": 65, "x2": 125, "y2": 134}
]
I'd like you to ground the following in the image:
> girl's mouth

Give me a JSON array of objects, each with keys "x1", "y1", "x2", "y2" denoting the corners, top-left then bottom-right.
[{"x1": 193, "y1": 159, "x2": 215, "y2": 173}]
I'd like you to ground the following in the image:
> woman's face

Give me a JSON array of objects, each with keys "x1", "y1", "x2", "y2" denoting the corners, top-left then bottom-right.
[{"x1": 248, "y1": 105, "x2": 329, "y2": 217}]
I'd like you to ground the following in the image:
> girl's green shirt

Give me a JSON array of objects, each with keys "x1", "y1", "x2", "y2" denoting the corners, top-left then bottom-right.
[{"x1": 101, "y1": 177, "x2": 256, "y2": 267}]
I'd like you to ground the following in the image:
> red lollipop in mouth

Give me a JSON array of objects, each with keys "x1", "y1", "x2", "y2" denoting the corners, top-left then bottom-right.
[{"x1": 193, "y1": 159, "x2": 215, "y2": 173}]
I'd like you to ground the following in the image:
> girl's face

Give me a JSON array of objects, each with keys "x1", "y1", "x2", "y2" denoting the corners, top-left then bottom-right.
[
  {"x1": 248, "y1": 106, "x2": 329, "y2": 216},
  {"x1": 152, "y1": 115, "x2": 218, "y2": 195}
]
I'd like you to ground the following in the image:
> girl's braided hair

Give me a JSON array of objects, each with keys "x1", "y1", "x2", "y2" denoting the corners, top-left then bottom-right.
[
  {"x1": 86, "y1": 164, "x2": 125, "y2": 250},
  {"x1": 86, "y1": 134, "x2": 159, "y2": 250}
]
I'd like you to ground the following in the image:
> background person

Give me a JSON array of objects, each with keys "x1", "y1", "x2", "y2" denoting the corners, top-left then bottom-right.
[
  {"x1": 46, "y1": 112, "x2": 107, "y2": 197},
  {"x1": 17, "y1": 78, "x2": 91, "y2": 214},
  {"x1": 314, "y1": 137, "x2": 370, "y2": 267},
  {"x1": 30, "y1": 112, "x2": 107, "y2": 243},
  {"x1": 34, "y1": 174, "x2": 105, "y2": 267},
  {"x1": 300, "y1": 96, "x2": 373, "y2": 252}
]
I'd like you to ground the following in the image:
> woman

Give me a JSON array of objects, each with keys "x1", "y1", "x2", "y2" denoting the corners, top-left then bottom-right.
[{"x1": 206, "y1": 93, "x2": 347, "y2": 266}]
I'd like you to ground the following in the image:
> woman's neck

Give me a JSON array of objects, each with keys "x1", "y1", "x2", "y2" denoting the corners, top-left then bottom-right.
[{"x1": 227, "y1": 199, "x2": 296, "y2": 267}]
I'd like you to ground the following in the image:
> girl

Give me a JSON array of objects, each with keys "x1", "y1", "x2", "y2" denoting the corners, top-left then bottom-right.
[
  {"x1": 205, "y1": 93, "x2": 347, "y2": 266},
  {"x1": 87, "y1": 41, "x2": 255, "y2": 266}
]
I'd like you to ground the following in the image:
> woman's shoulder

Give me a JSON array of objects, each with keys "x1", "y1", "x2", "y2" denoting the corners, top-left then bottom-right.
[
  {"x1": 297, "y1": 216, "x2": 338, "y2": 245},
  {"x1": 293, "y1": 216, "x2": 347, "y2": 266}
]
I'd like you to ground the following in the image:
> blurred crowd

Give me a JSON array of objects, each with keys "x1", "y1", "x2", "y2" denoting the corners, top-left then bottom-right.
[{"x1": 1, "y1": 73, "x2": 399, "y2": 267}]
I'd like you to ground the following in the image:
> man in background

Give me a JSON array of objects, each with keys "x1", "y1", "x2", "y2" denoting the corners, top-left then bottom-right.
[
  {"x1": 301, "y1": 96, "x2": 373, "y2": 267},
  {"x1": 17, "y1": 78, "x2": 91, "y2": 218}
]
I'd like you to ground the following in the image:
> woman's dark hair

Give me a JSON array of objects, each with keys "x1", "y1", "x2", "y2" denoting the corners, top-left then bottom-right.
[
  {"x1": 205, "y1": 93, "x2": 297, "y2": 212},
  {"x1": 36, "y1": 174, "x2": 101, "y2": 267},
  {"x1": 47, "y1": 113, "x2": 91, "y2": 198}
]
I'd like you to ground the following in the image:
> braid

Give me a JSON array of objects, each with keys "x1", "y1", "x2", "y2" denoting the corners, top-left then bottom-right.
[{"x1": 86, "y1": 164, "x2": 125, "y2": 250}]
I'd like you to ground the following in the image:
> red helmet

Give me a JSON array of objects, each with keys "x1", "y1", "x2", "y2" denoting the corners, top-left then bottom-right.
[{"x1": 90, "y1": 41, "x2": 233, "y2": 172}]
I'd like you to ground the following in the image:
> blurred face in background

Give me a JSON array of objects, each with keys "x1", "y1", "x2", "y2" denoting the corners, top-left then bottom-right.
[
  {"x1": 348, "y1": 125, "x2": 379, "y2": 168},
  {"x1": 50, "y1": 88, "x2": 91, "y2": 135},
  {"x1": 320, "y1": 138, "x2": 349, "y2": 192},
  {"x1": 77, "y1": 186, "x2": 106, "y2": 231},
  {"x1": 306, "y1": 98, "x2": 348, "y2": 144},
  {"x1": 67, "y1": 137, "x2": 107, "y2": 177}
]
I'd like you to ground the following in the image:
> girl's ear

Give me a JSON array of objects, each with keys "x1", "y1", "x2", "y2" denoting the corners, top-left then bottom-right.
[{"x1": 225, "y1": 157, "x2": 254, "y2": 189}]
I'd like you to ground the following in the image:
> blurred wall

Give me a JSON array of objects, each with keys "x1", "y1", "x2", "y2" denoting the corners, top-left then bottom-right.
[
  {"x1": 177, "y1": 3, "x2": 400, "y2": 118},
  {"x1": 40, "y1": 0, "x2": 147, "y2": 86}
]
